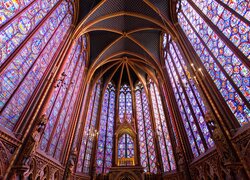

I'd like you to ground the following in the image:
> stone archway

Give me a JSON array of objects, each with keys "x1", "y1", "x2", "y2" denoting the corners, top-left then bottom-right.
[
  {"x1": 117, "y1": 171, "x2": 138, "y2": 180},
  {"x1": 119, "y1": 174, "x2": 136, "y2": 180}
]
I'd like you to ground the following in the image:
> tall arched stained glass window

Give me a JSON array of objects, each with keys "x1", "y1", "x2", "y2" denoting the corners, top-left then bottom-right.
[
  {"x1": 0, "y1": 1, "x2": 73, "y2": 131},
  {"x1": 149, "y1": 80, "x2": 176, "y2": 172},
  {"x1": 118, "y1": 133, "x2": 134, "y2": 166},
  {"x1": 40, "y1": 37, "x2": 86, "y2": 160},
  {"x1": 96, "y1": 82, "x2": 115, "y2": 174},
  {"x1": 135, "y1": 81, "x2": 157, "y2": 173},
  {"x1": 0, "y1": 0, "x2": 64, "y2": 66},
  {"x1": 119, "y1": 84, "x2": 132, "y2": 123},
  {"x1": 163, "y1": 34, "x2": 214, "y2": 157},
  {"x1": 77, "y1": 82, "x2": 101, "y2": 174},
  {"x1": 72, "y1": 35, "x2": 88, "y2": 149},
  {"x1": 177, "y1": 0, "x2": 250, "y2": 126}
]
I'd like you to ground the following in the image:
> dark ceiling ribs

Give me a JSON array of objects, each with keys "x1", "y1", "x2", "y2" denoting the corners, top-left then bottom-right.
[{"x1": 74, "y1": 0, "x2": 176, "y2": 86}]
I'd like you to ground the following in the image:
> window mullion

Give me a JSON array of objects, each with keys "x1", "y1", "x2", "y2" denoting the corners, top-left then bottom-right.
[
  {"x1": 45, "y1": 41, "x2": 79, "y2": 152},
  {"x1": 140, "y1": 89, "x2": 151, "y2": 172},
  {"x1": 169, "y1": 46, "x2": 208, "y2": 150},
  {"x1": 181, "y1": 11, "x2": 250, "y2": 110},
  {"x1": 102, "y1": 89, "x2": 111, "y2": 173},
  {"x1": 52, "y1": 52, "x2": 83, "y2": 158},
  {"x1": 187, "y1": 0, "x2": 250, "y2": 67},
  {"x1": 81, "y1": 85, "x2": 98, "y2": 172},
  {"x1": 165, "y1": 60, "x2": 201, "y2": 155},
  {"x1": 152, "y1": 84, "x2": 171, "y2": 170},
  {"x1": 214, "y1": 0, "x2": 250, "y2": 26}
]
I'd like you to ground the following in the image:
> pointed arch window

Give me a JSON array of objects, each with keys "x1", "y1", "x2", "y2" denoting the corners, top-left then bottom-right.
[
  {"x1": 96, "y1": 82, "x2": 115, "y2": 174},
  {"x1": 40, "y1": 37, "x2": 86, "y2": 160},
  {"x1": 177, "y1": 0, "x2": 250, "y2": 126},
  {"x1": 119, "y1": 84, "x2": 132, "y2": 123},
  {"x1": 135, "y1": 81, "x2": 157, "y2": 173},
  {"x1": 76, "y1": 82, "x2": 101, "y2": 174},
  {"x1": 72, "y1": 35, "x2": 88, "y2": 148},
  {"x1": 0, "y1": 1, "x2": 73, "y2": 131},
  {"x1": 149, "y1": 80, "x2": 176, "y2": 172},
  {"x1": 118, "y1": 133, "x2": 134, "y2": 165},
  {"x1": 163, "y1": 34, "x2": 214, "y2": 157}
]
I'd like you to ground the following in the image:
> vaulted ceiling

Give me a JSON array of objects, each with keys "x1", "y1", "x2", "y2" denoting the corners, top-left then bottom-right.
[{"x1": 74, "y1": 0, "x2": 178, "y2": 86}]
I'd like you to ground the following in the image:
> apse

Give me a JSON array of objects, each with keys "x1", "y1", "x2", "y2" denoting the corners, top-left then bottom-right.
[{"x1": 0, "y1": 0, "x2": 249, "y2": 179}]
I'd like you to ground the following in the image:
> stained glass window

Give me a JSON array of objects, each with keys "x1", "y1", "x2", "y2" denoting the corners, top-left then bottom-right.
[
  {"x1": 191, "y1": 0, "x2": 249, "y2": 58},
  {"x1": 149, "y1": 80, "x2": 176, "y2": 172},
  {"x1": 72, "y1": 35, "x2": 87, "y2": 148},
  {"x1": 135, "y1": 81, "x2": 157, "y2": 173},
  {"x1": 219, "y1": 0, "x2": 249, "y2": 21},
  {"x1": 40, "y1": 37, "x2": 86, "y2": 160},
  {"x1": 118, "y1": 133, "x2": 134, "y2": 165},
  {"x1": 77, "y1": 82, "x2": 101, "y2": 174},
  {"x1": 119, "y1": 84, "x2": 132, "y2": 123},
  {"x1": 161, "y1": 83, "x2": 179, "y2": 145},
  {"x1": 0, "y1": 1, "x2": 72, "y2": 131},
  {"x1": 163, "y1": 34, "x2": 214, "y2": 157},
  {"x1": 0, "y1": 0, "x2": 64, "y2": 67},
  {"x1": 178, "y1": 0, "x2": 250, "y2": 126},
  {"x1": 1, "y1": 0, "x2": 34, "y2": 25},
  {"x1": 96, "y1": 82, "x2": 115, "y2": 174}
]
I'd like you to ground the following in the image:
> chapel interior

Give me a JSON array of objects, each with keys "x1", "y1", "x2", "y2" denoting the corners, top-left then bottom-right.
[{"x1": 0, "y1": 0, "x2": 250, "y2": 179}]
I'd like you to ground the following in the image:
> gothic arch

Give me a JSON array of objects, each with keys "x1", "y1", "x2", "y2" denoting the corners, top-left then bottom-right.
[{"x1": 116, "y1": 170, "x2": 141, "y2": 180}]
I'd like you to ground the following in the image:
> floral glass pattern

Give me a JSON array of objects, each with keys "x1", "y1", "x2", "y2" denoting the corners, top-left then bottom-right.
[
  {"x1": 0, "y1": 0, "x2": 62, "y2": 66},
  {"x1": 178, "y1": 0, "x2": 250, "y2": 126},
  {"x1": 119, "y1": 84, "x2": 132, "y2": 123},
  {"x1": 40, "y1": 37, "x2": 86, "y2": 160},
  {"x1": 149, "y1": 80, "x2": 176, "y2": 172},
  {"x1": 135, "y1": 81, "x2": 157, "y2": 173},
  {"x1": 76, "y1": 82, "x2": 101, "y2": 174},
  {"x1": 163, "y1": 34, "x2": 214, "y2": 157},
  {"x1": 96, "y1": 82, "x2": 115, "y2": 174},
  {"x1": 0, "y1": 1, "x2": 72, "y2": 131},
  {"x1": 118, "y1": 134, "x2": 134, "y2": 159}
]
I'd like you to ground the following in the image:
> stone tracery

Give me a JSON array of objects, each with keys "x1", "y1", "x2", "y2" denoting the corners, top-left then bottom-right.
[{"x1": 0, "y1": 0, "x2": 249, "y2": 179}]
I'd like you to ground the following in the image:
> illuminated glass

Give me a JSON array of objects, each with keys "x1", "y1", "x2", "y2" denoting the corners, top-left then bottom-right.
[
  {"x1": 0, "y1": 1, "x2": 72, "y2": 131},
  {"x1": 163, "y1": 34, "x2": 214, "y2": 157},
  {"x1": 119, "y1": 84, "x2": 132, "y2": 123},
  {"x1": 178, "y1": 0, "x2": 250, "y2": 126},
  {"x1": 191, "y1": 0, "x2": 249, "y2": 59},
  {"x1": 0, "y1": 0, "x2": 61, "y2": 66},
  {"x1": 1, "y1": 0, "x2": 34, "y2": 25},
  {"x1": 77, "y1": 82, "x2": 101, "y2": 173},
  {"x1": 118, "y1": 134, "x2": 134, "y2": 161},
  {"x1": 40, "y1": 37, "x2": 86, "y2": 160},
  {"x1": 149, "y1": 80, "x2": 176, "y2": 172},
  {"x1": 135, "y1": 81, "x2": 157, "y2": 173},
  {"x1": 96, "y1": 82, "x2": 115, "y2": 174}
]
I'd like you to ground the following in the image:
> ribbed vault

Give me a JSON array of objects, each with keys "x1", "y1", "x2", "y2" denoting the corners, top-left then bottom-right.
[{"x1": 74, "y1": 0, "x2": 178, "y2": 85}]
